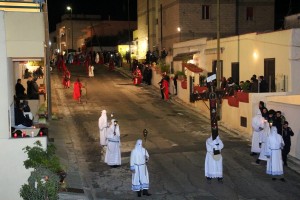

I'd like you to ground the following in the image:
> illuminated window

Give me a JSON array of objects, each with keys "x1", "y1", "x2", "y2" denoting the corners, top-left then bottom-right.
[
  {"x1": 246, "y1": 7, "x2": 253, "y2": 21},
  {"x1": 202, "y1": 5, "x2": 210, "y2": 20}
]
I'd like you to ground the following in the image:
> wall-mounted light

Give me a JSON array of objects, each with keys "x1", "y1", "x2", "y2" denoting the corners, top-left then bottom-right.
[{"x1": 253, "y1": 51, "x2": 259, "y2": 60}]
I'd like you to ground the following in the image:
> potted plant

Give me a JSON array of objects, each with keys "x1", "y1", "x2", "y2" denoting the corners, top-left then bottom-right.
[
  {"x1": 175, "y1": 71, "x2": 186, "y2": 80},
  {"x1": 20, "y1": 141, "x2": 67, "y2": 199}
]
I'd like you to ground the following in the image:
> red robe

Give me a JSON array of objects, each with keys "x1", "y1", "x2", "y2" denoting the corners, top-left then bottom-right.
[
  {"x1": 62, "y1": 71, "x2": 71, "y2": 88},
  {"x1": 163, "y1": 79, "x2": 169, "y2": 100},
  {"x1": 73, "y1": 81, "x2": 82, "y2": 100},
  {"x1": 133, "y1": 69, "x2": 142, "y2": 85}
]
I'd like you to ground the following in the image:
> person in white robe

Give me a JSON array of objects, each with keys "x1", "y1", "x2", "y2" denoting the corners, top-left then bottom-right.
[
  {"x1": 253, "y1": 119, "x2": 270, "y2": 165},
  {"x1": 251, "y1": 109, "x2": 264, "y2": 156},
  {"x1": 266, "y1": 126, "x2": 285, "y2": 181},
  {"x1": 205, "y1": 135, "x2": 224, "y2": 183},
  {"x1": 98, "y1": 110, "x2": 108, "y2": 146},
  {"x1": 88, "y1": 65, "x2": 94, "y2": 77},
  {"x1": 104, "y1": 119, "x2": 121, "y2": 167},
  {"x1": 130, "y1": 139, "x2": 151, "y2": 197},
  {"x1": 95, "y1": 52, "x2": 100, "y2": 64}
]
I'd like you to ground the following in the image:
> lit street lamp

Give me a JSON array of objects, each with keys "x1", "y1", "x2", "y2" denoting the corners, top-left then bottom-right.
[{"x1": 66, "y1": 6, "x2": 73, "y2": 51}]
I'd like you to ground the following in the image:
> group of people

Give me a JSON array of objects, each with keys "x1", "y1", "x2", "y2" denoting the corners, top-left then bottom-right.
[
  {"x1": 220, "y1": 74, "x2": 269, "y2": 96},
  {"x1": 98, "y1": 110, "x2": 151, "y2": 197},
  {"x1": 15, "y1": 76, "x2": 40, "y2": 100},
  {"x1": 251, "y1": 101, "x2": 294, "y2": 181},
  {"x1": 131, "y1": 61, "x2": 152, "y2": 86}
]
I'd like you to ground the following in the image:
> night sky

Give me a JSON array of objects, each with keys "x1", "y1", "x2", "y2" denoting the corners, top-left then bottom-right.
[
  {"x1": 47, "y1": 0, "x2": 300, "y2": 33},
  {"x1": 47, "y1": 0, "x2": 137, "y2": 32}
]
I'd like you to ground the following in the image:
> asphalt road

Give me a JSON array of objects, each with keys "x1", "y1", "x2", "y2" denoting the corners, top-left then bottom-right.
[{"x1": 50, "y1": 63, "x2": 300, "y2": 200}]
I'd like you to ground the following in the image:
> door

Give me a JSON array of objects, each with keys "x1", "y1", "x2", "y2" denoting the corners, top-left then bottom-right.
[
  {"x1": 231, "y1": 62, "x2": 239, "y2": 84},
  {"x1": 264, "y1": 58, "x2": 275, "y2": 92},
  {"x1": 212, "y1": 60, "x2": 223, "y2": 78}
]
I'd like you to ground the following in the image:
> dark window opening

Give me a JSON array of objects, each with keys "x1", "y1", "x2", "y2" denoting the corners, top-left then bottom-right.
[
  {"x1": 246, "y1": 7, "x2": 253, "y2": 21},
  {"x1": 202, "y1": 5, "x2": 210, "y2": 20}
]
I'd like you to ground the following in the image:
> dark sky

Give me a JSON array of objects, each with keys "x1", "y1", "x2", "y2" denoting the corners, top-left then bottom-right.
[
  {"x1": 47, "y1": 0, "x2": 137, "y2": 32},
  {"x1": 47, "y1": 0, "x2": 300, "y2": 33}
]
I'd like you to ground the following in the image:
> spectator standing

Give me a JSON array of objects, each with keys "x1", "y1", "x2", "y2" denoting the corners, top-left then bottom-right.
[
  {"x1": 15, "y1": 79, "x2": 26, "y2": 99},
  {"x1": 282, "y1": 121, "x2": 294, "y2": 166},
  {"x1": 259, "y1": 76, "x2": 268, "y2": 92}
]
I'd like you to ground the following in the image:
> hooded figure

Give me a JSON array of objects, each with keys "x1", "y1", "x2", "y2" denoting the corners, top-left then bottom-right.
[
  {"x1": 130, "y1": 139, "x2": 151, "y2": 197},
  {"x1": 251, "y1": 109, "x2": 265, "y2": 155},
  {"x1": 266, "y1": 126, "x2": 285, "y2": 181},
  {"x1": 104, "y1": 119, "x2": 121, "y2": 167},
  {"x1": 205, "y1": 135, "x2": 224, "y2": 183},
  {"x1": 98, "y1": 110, "x2": 108, "y2": 146}
]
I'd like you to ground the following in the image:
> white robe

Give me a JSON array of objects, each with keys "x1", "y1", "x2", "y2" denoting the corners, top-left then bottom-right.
[
  {"x1": 205, "y1": 136, "x2": 224, "y2": 178},
  {"x1": 258, "y1": 123, "x2": 270, "y2": 161},
  {"x1": 130, "y1": 139, "x2": 149, "y2": 191},
  {"x1": 251, "y1": 110, "x2": 265, "y2": 153},
  {"x1": 98, "y1": 110, "x2": 108, "y2": 146},
  {"x1": 88, "y1": 65, "x2": 94, "y2": 77},
  {"x1": 266, "y1": 127, "x2": 285, "y2": 175},
  {"x1": 95, "y1": 53, "x2": 100, "y2": 64},
  {"x1": 105, "y1": 120, "x2": 121, "y2": 166}
]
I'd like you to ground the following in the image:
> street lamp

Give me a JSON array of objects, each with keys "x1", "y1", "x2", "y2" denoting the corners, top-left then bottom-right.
[{"x1": 66, "y1": 6, "x2": 73, "y2": 51}]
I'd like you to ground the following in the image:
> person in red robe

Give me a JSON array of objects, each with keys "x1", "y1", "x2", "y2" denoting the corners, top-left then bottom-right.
[
  {"x1": 73, "y1": 78, "x2": 83, "y2": 103},
  {"x1": 162, "y1": 77, "x2": 169, "y2": 100},
  {"x1": 62, "y1": 70, "x2": 71, "y2": 88},
  {"x1": 108, "y1": 58, "x2": 115, "y2": 71},
  {"x1": 133, "y1": 66, "x2": 142, "y2": 85}
]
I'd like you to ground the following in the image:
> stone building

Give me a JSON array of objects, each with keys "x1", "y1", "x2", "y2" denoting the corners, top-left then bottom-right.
[
  {"x1": 136, "y1": 0, "x2": 274, "y2": 59},
  {"x1": 53, "y1": 14, "x2": 137, "y2": 54}
]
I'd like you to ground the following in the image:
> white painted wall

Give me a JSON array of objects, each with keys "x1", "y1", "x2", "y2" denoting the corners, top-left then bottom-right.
[
  {"x1": 0, "y1": 137, "x2": 47, "y2": 200},
  {"x1": 0, "y1": 11, "x2": 12, "y2": 139},
  {"x1": 5, "y1": 12, "x2": 45, "y2": 58}
]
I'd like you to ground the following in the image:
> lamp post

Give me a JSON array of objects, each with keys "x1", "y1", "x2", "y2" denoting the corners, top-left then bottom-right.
[
  {"x1": 177, "y1": 27, "x2": 181, "y2": 41},
  {"x1": 66, "y1": 6, "x2": 73, "y2": 51}
]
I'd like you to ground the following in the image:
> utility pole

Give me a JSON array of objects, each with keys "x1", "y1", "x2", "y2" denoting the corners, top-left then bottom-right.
[
  {"x1": 43, "y1": 0, "x2": 52, "y2": 119},
  {"x1": 216, "y1": 0, "x2": 221, "y2": 89},
  {"x1": 128, "y1": 0, "x2": 132, "y2": 70}
]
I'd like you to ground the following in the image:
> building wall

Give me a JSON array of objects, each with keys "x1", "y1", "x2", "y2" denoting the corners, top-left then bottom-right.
[
  {"x1": 137, "y1": 0, "x2": 274, "y2": 58},
  {"x1": 56, "y1": 14, "x2": 137, "y2": 53},
  {"x1": 204, "y1": 30, "x2": 293, "y2": 92},
  {"x1": 0, "y1": 137, "x2": 47, "y2": 200},
  {"x1": 0, "y1": 9, "x2": 48, "y2": 199},
  {"x1": 5, "y1": 12, "x2": 45, "y2": 57},
  {"x1": 0, "y1": 11, "x2": 11, "y2": 139}
]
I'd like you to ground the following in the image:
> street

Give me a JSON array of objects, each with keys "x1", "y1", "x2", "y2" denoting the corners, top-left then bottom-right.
[{"x1": 50, "y1": 64, "x2": 300, "y2": 200}]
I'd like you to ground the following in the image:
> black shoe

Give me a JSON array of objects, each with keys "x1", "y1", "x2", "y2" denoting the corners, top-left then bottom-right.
[
  {"x1": 280, "y1": 178, "x2": 286, "y2": 182},
  {"x1": 137, "y1": 191, "x2": 141, "y2": 197},
  {"x1": 272, "y1": 178, "x2": 276, "y2": 181},
  {"x1": 206, "y1": 177, "x2": 212, "y2": 184},
  {"x1": 284, "y1": 163, "x2": 288, "y2": 166},
  {"x1": 143, "y1": 189, "x2": 152, "y2": 196},
  {"x1": 218, "y1": 178, "x2": 223, "y2": 184},
  {"x1": 250, "y1": 152, "x2": 257, "y2": 156}
]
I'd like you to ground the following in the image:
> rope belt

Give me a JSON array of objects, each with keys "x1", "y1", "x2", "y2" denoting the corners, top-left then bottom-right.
[
  {"x1": 134, "y1": 163, "x2": 145, "y2": 166},
  {"x1": 107, "y1": 139, "x2": 119, "y2": 143}
]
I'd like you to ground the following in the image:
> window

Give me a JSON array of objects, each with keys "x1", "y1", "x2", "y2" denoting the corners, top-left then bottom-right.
[
  {"x1": 246, "y1": 7, "x2": 253, "y2": 21},
  {"x1": 202, "y1": 5, "x2": 210, "y2": 20}
]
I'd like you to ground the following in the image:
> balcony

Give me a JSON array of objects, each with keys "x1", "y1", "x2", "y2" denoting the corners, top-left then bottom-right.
[{"x1": 0, "y1": 0, "x2": 42, "y2": 12}]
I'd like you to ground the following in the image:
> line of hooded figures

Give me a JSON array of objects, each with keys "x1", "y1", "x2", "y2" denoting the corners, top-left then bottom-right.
[
  {"x1": 251, "y1": 101, "x2": 294, "y2": 182},
  {"x1": 97, "y1": 101, "x2": 294, "y2": 197}
]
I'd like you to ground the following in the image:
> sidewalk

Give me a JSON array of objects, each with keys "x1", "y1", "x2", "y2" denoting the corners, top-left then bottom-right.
[{"x1": 49, "y1": 71, "x2": 89, "y2": 200}]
